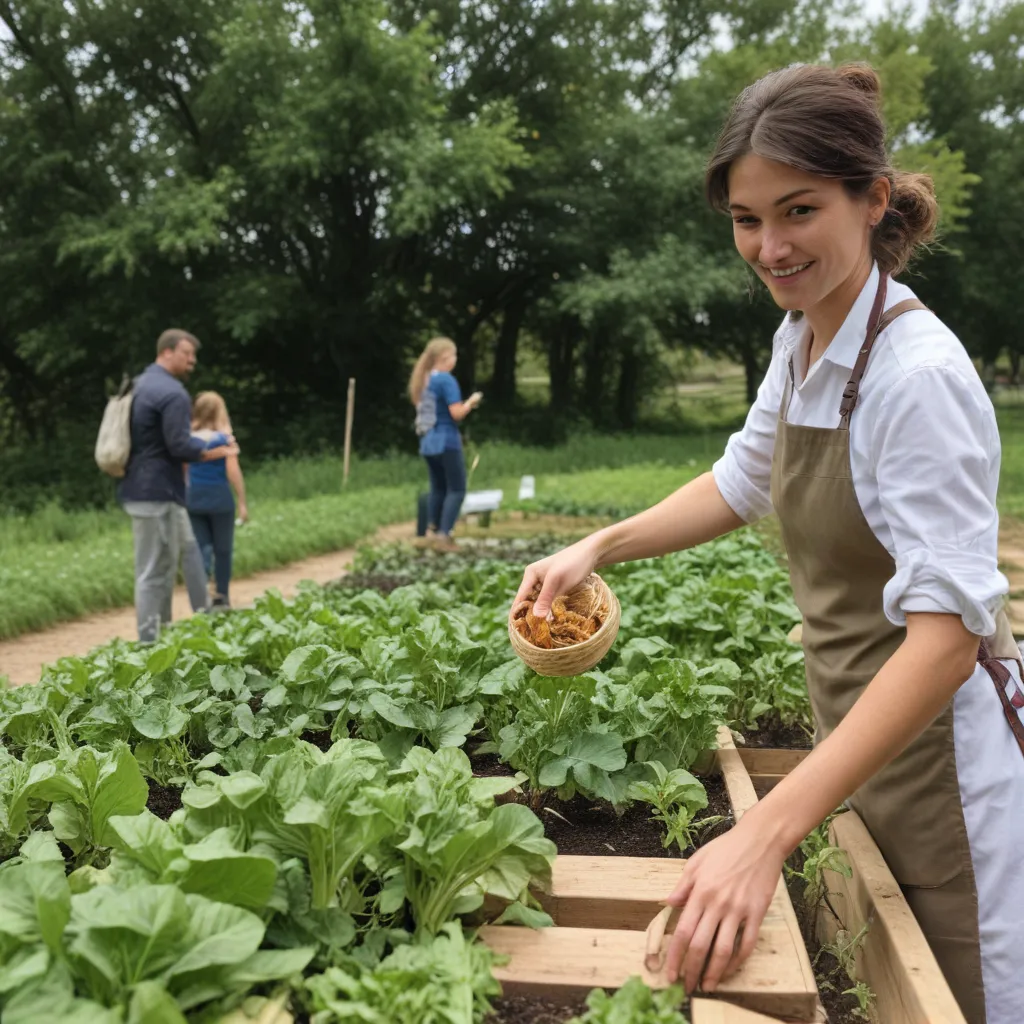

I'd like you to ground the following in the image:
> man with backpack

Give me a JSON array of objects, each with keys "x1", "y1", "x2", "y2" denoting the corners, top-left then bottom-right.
[{"x1": 119, "y1": 329, "x2": 236, "y2": 642}]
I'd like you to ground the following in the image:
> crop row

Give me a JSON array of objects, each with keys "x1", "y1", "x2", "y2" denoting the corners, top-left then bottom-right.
[{"x1": 0, "y1": 531, "x2": 809, "y2": 1023}]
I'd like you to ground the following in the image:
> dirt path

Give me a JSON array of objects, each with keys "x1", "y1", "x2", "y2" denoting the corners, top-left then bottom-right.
[
  {"x1": 8, "y1": 509, "x2": 1022, "y2": 686},
  {"x1": 0, "y1": 521, "x2": 416, "y2": 687}
]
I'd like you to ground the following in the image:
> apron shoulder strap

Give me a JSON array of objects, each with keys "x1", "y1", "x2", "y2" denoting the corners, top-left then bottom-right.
[
  {"x1": 876, "y1": 297, "x2": 931, "y2": 335},
  {"x1": 838, "y1": 293, "x2": 930, "y2": 429}
]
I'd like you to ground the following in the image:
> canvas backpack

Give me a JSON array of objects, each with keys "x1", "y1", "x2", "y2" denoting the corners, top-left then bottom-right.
[
  {"x1": 414, "y1": 385, "x2": 437, "y2": 437},
  {"x1": 95, "y1": 374, "x2": 135, "y2": 477}
]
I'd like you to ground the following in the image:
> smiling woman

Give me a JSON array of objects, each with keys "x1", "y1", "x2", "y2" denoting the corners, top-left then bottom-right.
[
  {"x1": 705, "y1": 63, "x2": 938, "y2": 358},
  {"x1": 512, "y1": 61, "x2": 1024, "y2": 1024}
]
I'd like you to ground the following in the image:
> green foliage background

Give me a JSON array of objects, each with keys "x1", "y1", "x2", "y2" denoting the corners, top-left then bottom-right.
[{"x1": 1, "y1": 0, "x2": 1022, "y2": 508}]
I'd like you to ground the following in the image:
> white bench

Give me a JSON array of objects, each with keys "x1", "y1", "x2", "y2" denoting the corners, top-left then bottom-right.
[{"x1": 461, "y1": 489, "x2": 503, "y2": 526}]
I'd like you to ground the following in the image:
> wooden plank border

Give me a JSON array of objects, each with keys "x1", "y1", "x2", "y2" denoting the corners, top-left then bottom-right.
[
  {"x1": 738, "y1": 748, "x2": 810, "y2": 798},
  {"x1": 740, "y1": 746, "x2": 967, "y2": 1023},
  {"x1": 691, "y1": 999, "x2": 791, "y2": 1024},
  {"x1": 483, "y1": 727, "x2": 820, "y2": 1021},
  {"x1": 818, "y1": 811, "x2": 967, "y2": 1024}
]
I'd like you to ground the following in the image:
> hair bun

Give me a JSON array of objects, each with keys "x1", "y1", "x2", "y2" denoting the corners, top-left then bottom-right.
[{"x1": 837, "y1": 63, "x2": 882, "y2": 99}]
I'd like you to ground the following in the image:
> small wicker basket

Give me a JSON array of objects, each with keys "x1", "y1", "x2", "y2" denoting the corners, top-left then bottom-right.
[{"x1": 507, "y1": 573, "x2": 621, "y2": 677}]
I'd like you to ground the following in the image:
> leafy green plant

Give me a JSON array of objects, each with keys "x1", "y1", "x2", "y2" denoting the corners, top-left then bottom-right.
[
  {"x1": 483, "y1": 674, "x2": 632, "y2": 807},
  {"x1": 816, "y1": 924, "x2": 874, "y2": 1021},
  {"x1": 380, "y1": 746, "x2": 556, "y2": 936},
  {"x1": 0, "y1": 749, "x2": 54, "y2": 856},
  {"x1": 628, "y1": 763, "x2": 724, "y2": 852},
  {"x1": 181, "y1": 738, "x2": 397, "y2": 912},
  {"x1": 786, "y1": 819, "x2": 852, "y2": 910},
  {"x1": 567, "y1": 976, "x2": 690, "y2": 1023},
  {"x1": 358, "y1": 614, "x2": 492, "y2": 757},
  {"x1": 604, "y1": 640, "x2": 735, "y2": 771},
  {"x1": 305, "y1": 923, "x2": 502, "y2": 1024},
  {"x1": 843, "y1": 978, "x2": 875, "y2": 1020},
  {"x1": 258, "y1": 645, "x2": 366, "y2": 742},
  {"x1": 28, "y1": 742, "x2": 149, "y2": 863},
  {"x1": 0, "y1": 833, "x2": 313, "y2": 1021},
  {"x1": 105, "y1": 812, "x2": 279, "y2": 910}
]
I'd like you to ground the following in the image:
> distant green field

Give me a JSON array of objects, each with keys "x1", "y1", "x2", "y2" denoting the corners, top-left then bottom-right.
[
  {"x1": 2, "y1": 378, "x2": 1022, "y2": 641},
  {"x1": 0, "y1": 432, "x2": 731, "y2": 640}
]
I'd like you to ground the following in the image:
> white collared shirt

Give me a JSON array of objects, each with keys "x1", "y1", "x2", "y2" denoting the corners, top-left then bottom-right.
[{"x1": 712, "y1": 264, "x2": 1008, "y2": 636}]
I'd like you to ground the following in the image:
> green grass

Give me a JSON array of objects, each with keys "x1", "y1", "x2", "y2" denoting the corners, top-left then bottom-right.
[
  {"x1": 3, "y1": 381, "x2": 1023, "y2": 641},
  {"x1": 0, "y1": 432, "x2": 731, "y2": 640},
  {"x1": 0, "y1": 487, "x2": 416, "y2": 639},
  {"x1": 996, "y1": 401, "x2": 1024, "y2": 518},
  {"x1": 0, "y1": 432, "x2": 733, "y2": 552}
]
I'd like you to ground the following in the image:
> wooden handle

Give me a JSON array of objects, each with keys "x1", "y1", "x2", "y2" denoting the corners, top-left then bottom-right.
[{"x1": 644, "y1": 905, "x2": 672, "y2": 972}]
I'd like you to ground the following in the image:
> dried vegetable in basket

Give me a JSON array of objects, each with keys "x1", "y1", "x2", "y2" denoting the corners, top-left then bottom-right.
[{"x1": 510, "y1": 575, "x2": 609, "y2": 649}]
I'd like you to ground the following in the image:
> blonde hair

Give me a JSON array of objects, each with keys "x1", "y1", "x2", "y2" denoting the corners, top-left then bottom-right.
[
  {"x1": 408, "y1": 337, "x2": 456, "y2": 405},
  {"x1": 192, "y1": 391, "x2": 231, "y2": 432}
]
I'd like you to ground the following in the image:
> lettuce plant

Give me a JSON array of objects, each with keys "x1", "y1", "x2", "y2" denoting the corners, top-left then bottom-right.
[
  {"x1": 179, "y1": 738, "x2": 398, "y2": 912},
  {"x1": 381, "y1": 747, "x2": 555, "y2": 936},
  {"x1": 305, "y1": 923, "x2": 502, "y2": 1024},
  {"x1": 28, "y1": 742, "x2": 149, "y2": 862},
  {"x1": 0, "y1": 833, "x2": 313, "y2": 1022},
  {"x1": 568, "y1": 977, "x2": 689, "y2": 1023}
]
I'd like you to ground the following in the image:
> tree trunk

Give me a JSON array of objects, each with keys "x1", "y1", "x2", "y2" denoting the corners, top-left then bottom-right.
[
  {"x1": 491, "y1": 299, "x2": 525, "y2": 407},
  {"x1": 455, "y1": 320, "x2": 479, "y2": 394},
  {"x1": 1010, "y1": 348, "x2": 1021, "y2": 387},
  {"x1": 548, "y1": 317, "x2": 579, "y2": 412},
  {"x1": 741, "y1": 342, "x2": 760, "y2": 405},
  {"x1": 615, "y1": 346, "x2": 639, "y2": 429},
  {"x1": 583, "y1": 325, "x2": 610, "y2": 425}
]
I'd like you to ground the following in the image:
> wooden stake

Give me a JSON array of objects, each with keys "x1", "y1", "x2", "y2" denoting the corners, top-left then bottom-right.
[{"x1": 342, "y1": 377, "x2": 355, "y2": 487}]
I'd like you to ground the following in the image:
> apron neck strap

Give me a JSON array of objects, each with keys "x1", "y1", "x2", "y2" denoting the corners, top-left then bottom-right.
[{"x1": 838, "y1": 273, "x2": 889, "y2": 430}]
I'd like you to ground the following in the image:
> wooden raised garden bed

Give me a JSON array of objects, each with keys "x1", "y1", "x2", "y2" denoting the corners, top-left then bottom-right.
[
  {"x1": 482, "y1": 727, "x2": 821, "y2": 1022},
  {"x1": 740, "y1": 746, "x2": 968, "y2": 1024},
  {"x1": 690, "y1": 1001, "x2": 806, "y2": 1024}
]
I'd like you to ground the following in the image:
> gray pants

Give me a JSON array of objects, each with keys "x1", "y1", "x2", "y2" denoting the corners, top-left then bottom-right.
[{"x1": 124, "y1": 502, "x2": 209, "y2": 642}]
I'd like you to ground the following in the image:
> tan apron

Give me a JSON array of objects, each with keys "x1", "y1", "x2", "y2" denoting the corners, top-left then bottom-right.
[{"x1": 769, "y1": 274, "x2": 1023, "y2": 1024}]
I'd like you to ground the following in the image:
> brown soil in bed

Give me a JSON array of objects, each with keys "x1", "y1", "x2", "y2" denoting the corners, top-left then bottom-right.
[
  {"x1": 786, "y1": 853, "x2": 870, "y2": 1024},
  {"x1": 470, "y1": 749, "x2": 732, "y2": 858},
  {"x1": 487, "y1": 993, "x2": 590, "y2": 1023},
  {"x1": 146, "y1": 782, "x2": 183, "y2": 821},
  {"x1": 740, "y1": 719, "x2": 812, "y2": 749},
  {"x1": 539, "y1": 776, "x2": 731, "y2": 859}
]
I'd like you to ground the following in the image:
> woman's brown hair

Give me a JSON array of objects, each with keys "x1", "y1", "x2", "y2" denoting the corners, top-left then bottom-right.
[{"x1": 705, "y1": 63, "x2": 938, "y2": 276}]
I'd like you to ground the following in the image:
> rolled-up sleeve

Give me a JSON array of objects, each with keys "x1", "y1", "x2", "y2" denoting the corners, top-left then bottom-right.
[
  {"x1": 874, "y1": 365, "x2": 1007, "y2": 636},
  {"x1": 712, "y1": 336, "x2": 787, "y2": 523}
]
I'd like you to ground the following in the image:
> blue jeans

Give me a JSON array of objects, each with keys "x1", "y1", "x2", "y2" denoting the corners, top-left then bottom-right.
[
  {"x1": 425, "y1": 449, "x2": 466, "y2": 536},
  {"x1": 188, "y1": 509, "x2": 235, "y2": 601}
]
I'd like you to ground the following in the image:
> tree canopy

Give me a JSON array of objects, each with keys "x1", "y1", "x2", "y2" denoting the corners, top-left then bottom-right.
[{"x1": 1, "y1": 0, "x2": 1020, "y2": 504}]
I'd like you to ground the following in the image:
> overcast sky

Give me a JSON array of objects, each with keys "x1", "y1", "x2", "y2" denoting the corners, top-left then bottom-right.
[{"x1": 862, "y1": 0, "x2": 930, "y2": 22}]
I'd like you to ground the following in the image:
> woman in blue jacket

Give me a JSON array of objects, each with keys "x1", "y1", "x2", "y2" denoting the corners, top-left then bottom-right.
[
  {"x1": 187, "y1": 391, "x2": 248, "y2": 608},
  {"x1": 409, "y1": 337, "x2": 482, "y2": 551}
]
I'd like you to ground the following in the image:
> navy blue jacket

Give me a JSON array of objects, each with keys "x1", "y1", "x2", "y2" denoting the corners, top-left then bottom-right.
[{"x1": 119, "y1": 364, "x2": 206, "y2": 505}]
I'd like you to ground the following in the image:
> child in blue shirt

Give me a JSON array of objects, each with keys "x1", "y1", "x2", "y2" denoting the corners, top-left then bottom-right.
[{"x1": 187, "y1": 391, "x2": 248, "y2": 607}]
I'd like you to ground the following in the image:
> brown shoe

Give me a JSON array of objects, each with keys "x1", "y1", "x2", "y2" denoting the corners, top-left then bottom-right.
[{"x1": 432, "y1": 536, "x2": 459, "y2": 553}]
